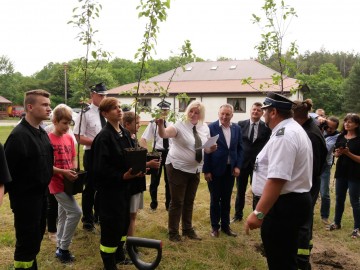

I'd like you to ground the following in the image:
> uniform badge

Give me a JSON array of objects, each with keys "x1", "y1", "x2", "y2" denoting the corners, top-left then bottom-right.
[{"x1": 276, "y1": 127, "x2": 285, "y2": 136}]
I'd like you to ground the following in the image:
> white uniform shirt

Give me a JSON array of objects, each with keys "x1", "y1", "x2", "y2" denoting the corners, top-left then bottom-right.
[
  {"x1": 73, "y1": 104, "x2": 103, "y2": 150},
  {"x1": 165, "y1": 120, "x2": 210, "y2": 174},
  {"x1": 252, "y1": 118, "x2": 313, "y2": 196},
  {"x1": 141, "y1": 120, "x2": 172, "y2": 150}
]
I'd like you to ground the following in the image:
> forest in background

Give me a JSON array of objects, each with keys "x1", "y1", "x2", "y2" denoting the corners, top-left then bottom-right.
[{"x1": 0, "y1": 48, "x2": 359, "y2": 116}]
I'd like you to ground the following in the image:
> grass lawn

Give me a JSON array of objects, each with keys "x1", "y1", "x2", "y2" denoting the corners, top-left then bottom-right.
[{"x1": 0, "y1": 124, "x2": 359, "y2": 270}]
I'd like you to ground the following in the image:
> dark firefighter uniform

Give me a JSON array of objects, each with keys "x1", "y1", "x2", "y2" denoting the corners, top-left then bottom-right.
[
  {"x1": 91, "y1": 122, "x2": 134, "y2": 268},
  {"x1": 5, "y1": 119, "x2": 53, "y2": 269}
]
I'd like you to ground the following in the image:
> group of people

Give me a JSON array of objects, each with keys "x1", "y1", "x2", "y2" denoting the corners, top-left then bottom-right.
[{"x1": 1, "y1": 84, "x2": 360, "y2": 270}]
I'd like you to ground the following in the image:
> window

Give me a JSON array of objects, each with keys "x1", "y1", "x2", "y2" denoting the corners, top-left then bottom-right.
[
  {"x1": 210, "y1": 66, "x2": 218, "y2": 70},
  {"x1": 227, "y1": 98, "x2": 246, "y2": 113},
  {"x1": 185, "y1": 66, "x2": 193, "y2": 71},
  {"x1": 139, "y1": 98, "x2": 151, "y2": 112},
  {"x1": 179, "y1": 98, "x2": 195, "y2": 112},
  {"x1": 229, "y1": 65, "x2": 237, "y2": 70}
]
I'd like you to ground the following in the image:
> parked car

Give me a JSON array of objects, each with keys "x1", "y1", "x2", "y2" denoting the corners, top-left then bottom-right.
[{"x1": 7, "y1": 105, "x2": 25, "y2": 117}]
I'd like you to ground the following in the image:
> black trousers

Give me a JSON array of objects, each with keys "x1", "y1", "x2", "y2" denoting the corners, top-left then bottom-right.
[
  {"x1": 82, "y1": 150, "x2": 99, "y2": 225},
  {"x1": 149, "y1": 149, "x2": 170, "y2": 208},
  {"x1": 98, "y1": 189, "x2": 130, "y2": 250},
  {"x1": 261, "y1": 192, "x2": 312, "y2": 270},
  {"x1": 297, "y1": 177, "x2": 321, "y2": 270},
  {"x1": 234, "y1": 165, "x2": 253, "y2": 219},
  {"x1": 10, "y1": 194, "x2": 47, "y2": 268},
  {"x1": 46, "y1": 192, "x2": 58, "y2": 233}
]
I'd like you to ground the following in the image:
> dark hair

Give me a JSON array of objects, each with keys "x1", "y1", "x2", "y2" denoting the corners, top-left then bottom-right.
[
  {"x1": 267, "y1": 106, "x2": 293, "y2": 119},
  {"x1": 293, "y1": 99, "x2": 313, "y2": 119},
  {"x1": 122, "y1": 111, "x2": 139, "y2": 125},
  {"x1": 327, "y1": 116, "x2": 339, "y2": 129},
  {"x1": 253, "y1": 102, "x2": 262, "y2": 107},
  {"x1": 24, "y1": 89, "x2": 50, "y2": 112},
  {"x1": 342, "y1": 113, "x2": 360, "y2": 135}
]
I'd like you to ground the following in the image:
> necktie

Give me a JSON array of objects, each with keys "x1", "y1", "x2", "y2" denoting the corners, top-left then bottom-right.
[
  {"x1": 249, "y1": 123, "x2": 255, "y2": 143},
  {"x1": 163, "y1": 121, "x2": 169, "y2": 149},
  {"x1": 99, "y1": 111, "x2": 106, "y2": 128},
  {"x1": 193, "y1": 126, "x2": 202, "y2": 163}
]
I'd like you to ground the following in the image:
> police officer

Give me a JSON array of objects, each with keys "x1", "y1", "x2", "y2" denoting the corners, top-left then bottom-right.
[
  {"x1": 245, "y1": 92, "x2": 313, "y2": 270},
  {"x1": 140, "y1": 100, "x2": 172, "y2": 210},
  {"x1": 73, "y1": 82, "x2": 107, "y2": 231}
]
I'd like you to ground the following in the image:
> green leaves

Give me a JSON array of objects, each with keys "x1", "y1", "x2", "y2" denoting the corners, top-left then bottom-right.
[{"x1": 249, "y1": 0, "x2": 298, "y2": 94}]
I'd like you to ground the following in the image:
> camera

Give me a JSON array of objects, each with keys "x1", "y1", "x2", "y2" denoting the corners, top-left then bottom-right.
[
  {"x1": 318, "y1": 120, "x2": 328, "y2": 130},
  {"x1": 335, "y1": 141, "x2": 347, "y2": 149}
]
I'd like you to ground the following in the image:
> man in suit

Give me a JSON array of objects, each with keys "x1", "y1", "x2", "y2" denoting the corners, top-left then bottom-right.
[
  {"x1": 203, "y1": 104, "x2": 243, "y2": 237},
  {"x1": 232, "y1": 102, "x2": 271, "y2": 222}
]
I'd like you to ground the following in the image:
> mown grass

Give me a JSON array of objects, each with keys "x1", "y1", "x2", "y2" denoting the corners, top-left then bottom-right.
[{"x1": 0, "y1": 122, "x2": 359, "y2": 270}]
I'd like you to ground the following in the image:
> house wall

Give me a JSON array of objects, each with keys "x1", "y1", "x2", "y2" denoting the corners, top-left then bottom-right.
[{"x1": 114, "y1": 91, "x2": 303, "y2": 124}]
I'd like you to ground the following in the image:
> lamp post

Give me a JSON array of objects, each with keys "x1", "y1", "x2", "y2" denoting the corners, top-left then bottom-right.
[{"x1": 63, "y1": 63, "x2": 68, "y2": 104}]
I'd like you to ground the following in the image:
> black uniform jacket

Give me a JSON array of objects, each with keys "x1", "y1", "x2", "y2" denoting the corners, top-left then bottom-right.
[
  {"x1": 92, "y1": 122, "x2": 134, "y2": 192},
  {"x1": 4, "y1": 119, "x2": 53, "y2": 197}
]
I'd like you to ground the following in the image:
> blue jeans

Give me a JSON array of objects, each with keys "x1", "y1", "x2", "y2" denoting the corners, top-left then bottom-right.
[
  {"x1": 334, "y1": 178, "x2": 360, "y2": 229},
  {"x1": 320, "y1": 165, "x2": 332, "y2": 219}
]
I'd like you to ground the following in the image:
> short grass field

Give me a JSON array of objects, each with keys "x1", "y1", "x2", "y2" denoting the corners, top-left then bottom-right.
[{"x1": 0, "y1": 122, "x2": 359, "y2": 270}]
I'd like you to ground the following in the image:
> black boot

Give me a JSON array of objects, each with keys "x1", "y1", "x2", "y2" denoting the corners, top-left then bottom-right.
[
  {"x1": 100, "y1": 251, "x2": 118, "y2": 270},
  {"x1": 115, "y1": 242, "x2": 133, "y2": 265}
]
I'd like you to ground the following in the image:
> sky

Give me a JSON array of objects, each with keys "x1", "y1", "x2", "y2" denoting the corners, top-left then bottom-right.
[{"x1": 0, "y1": 0, "x2": 359, "y2": 76}]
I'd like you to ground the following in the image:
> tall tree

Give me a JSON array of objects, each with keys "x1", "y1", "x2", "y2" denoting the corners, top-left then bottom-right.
[
  {"x1": 67, "y1": 0, "x2": 111, "y2": 103},
  {"x1": 299, "y1": 63, "x2": 344, "y2": 115},
  {"x1": 250, "y1": 0, "x2": 299, "y2": 93},
  {"x1": 342, "y1": 62, "x2": 360, "y2": 113}
]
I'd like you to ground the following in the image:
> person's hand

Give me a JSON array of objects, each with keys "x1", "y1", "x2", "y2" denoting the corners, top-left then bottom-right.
[
  {"x1": 147, "y1": 159, "x2": 161, "y2": 169},
  {"x1": 335, "y1": 147, "x2": 349, "y2": 157},
  {"x1": 209, "y1": 144, "x2": 217, "y2": 152},
  {"x1": 204, "y1": 172, "x2": 212, "y2": 182},
  {"x1": 204, "y1": 144, "x2": 217, "y2": 154},
  {"x1": 63, "y1": 169, "x2": 78, "y2": 181},
  {"x1": 232, "y1": 167, "x2": 240, "y2": 177},
  {"x1": 244, "y1": 212, "x2": 263, "y2": 235},
  {"x1": 123, "y1": 168, "x2": 146, "y2": 180},
  {"x1": 155, "y1": 118, "x2": 164, "y2": 126}
]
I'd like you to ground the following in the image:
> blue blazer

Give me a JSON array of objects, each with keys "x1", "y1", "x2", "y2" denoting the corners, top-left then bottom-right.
[{"x1": 203, "y1": 120, "x2": 243, "y2": 177}]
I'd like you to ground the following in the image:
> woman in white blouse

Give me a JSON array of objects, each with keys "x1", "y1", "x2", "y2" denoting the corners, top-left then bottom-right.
[{"x1": 157, "y1": 100, "x2": 216, "y2": 242}]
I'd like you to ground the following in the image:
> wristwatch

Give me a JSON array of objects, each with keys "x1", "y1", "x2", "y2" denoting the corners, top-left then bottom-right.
[{"x1": 253, "y1": 210, "x2": 265, "y2": 220}]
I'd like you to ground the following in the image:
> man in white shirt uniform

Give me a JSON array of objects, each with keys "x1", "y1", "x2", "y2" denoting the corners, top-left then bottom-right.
[
  {"x1": 140, "y1": 101, "x2": 172, "y2": 211},
  {"x1": 245, "y1": 92, "x2": 313, "y2": 270},
  {"x1": 73, "y1": 82, "x2": 107, "y2": 231}
]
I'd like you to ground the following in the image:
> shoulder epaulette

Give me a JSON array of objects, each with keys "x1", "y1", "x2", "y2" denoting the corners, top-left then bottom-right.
[
  {"x1": 276, "y1": 127, "x2": 285, "y2": 136},
  {"x1": 82, "y1": 106, "x2": 90, "y2": 113},
  {"x1": 150, "y1": 119, "x2": 155, "y2": 123}
]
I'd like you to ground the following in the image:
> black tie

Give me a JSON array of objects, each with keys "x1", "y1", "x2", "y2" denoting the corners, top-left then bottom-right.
[
  {"x1": 193, "y1": 126, "x2": 202, "y2": 163},
  {"x1": 100, "y1": 111, "x2": 106, "y2": 128},
  {"x1": 249, "y1": 123, "x2": 255, "y2": 143},
  {"x1": 163, "y1": 121, "x2": 169, "y2": 149}
]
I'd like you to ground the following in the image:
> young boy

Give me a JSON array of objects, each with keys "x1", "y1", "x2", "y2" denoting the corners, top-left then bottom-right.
[
  {"x1": 122, "y1": 112, "x2": 159, "y2": 238},
  {"x1": 48, "y1": 104, "x2": 82, "y2": 263}
]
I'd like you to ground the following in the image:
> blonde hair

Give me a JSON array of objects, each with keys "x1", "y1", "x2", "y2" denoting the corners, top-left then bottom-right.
[
  {"x1": 184, "y1": 100, "x2": 206, "y2": 123},
  {"x1": 52, "y1": 104, "x2": 73, "y2": 122}
]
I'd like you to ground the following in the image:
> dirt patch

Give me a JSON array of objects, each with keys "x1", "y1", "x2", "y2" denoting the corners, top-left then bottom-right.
[{"x1": 310, "y1": 235, "x2": 360, "y2": 270}]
